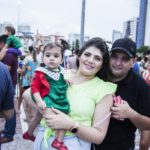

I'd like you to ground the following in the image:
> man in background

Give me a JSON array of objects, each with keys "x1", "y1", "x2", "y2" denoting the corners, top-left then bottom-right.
[
  {"x1": 0, "y1": 35, "x2": 18, "y2": 143},
  {"x1": 0, "y1": 61, "x2": 15, "y2": 147}
]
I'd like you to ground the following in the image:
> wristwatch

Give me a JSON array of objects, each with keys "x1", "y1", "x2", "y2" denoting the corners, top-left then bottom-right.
[{"x1": 70, "y1": 122, "x2": 79, "y2": 133}]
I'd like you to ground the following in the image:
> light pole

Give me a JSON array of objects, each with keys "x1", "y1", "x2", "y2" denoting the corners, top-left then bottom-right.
[
  {"x1": 80, "y1": 0, "x2": 86, "y2": 47},
  {"x1": 17, "y1": 0, "x2": 21, "y2": 35}
]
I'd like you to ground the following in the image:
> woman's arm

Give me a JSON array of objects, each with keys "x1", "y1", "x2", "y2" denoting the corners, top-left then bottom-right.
[
  {"x1": 44, "y1": 94, "x2": 113, "y2": 144},
  {"x1": 21, "y1": 64, "x2": 26, "y2": 75}
]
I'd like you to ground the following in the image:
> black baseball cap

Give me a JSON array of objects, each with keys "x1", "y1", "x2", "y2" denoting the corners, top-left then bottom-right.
[{"x1": 111, "y1": 38, "x2": 137, "y2": 57}]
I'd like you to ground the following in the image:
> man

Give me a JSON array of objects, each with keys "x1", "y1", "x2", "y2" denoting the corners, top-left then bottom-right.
[
  {"x1": 93, "y1": 38, "x2": 150, "y2": 150},
  {"x1": 0, "y1": 62, "x2": 15, "y2": 148},
  {"x1": 0, "y1": 35, "x2": 18, "y2": 143},
  {"x1": 0, "y1": 62, "x2": 14, "y2": 119}
]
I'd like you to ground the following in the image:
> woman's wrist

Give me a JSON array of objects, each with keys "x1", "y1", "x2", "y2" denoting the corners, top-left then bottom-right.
[
  {"x1": 67, "y1": 119, "x2": 75, "y2": 130},
  {"x1": 69, "y1": 121, "x2": 79, "y2": 133}
]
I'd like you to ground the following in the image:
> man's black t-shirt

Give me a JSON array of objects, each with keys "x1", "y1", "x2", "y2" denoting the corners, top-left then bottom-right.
[{"x1": 94, "y1": 69, "x2": 150, "y2": 150}]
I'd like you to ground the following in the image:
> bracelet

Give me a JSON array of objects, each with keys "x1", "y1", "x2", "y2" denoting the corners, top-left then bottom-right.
[{"x1": 70, "y1": 122, "x2": 79, "y2": 133}]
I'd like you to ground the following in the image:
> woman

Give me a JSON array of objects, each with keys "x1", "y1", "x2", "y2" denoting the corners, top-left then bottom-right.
[
  {"x1": 23, "y1": 37, "x2": 117, "y2": 150},
  {"x1": 20, "y1": 46, "x2": 38, "y2": 121}
]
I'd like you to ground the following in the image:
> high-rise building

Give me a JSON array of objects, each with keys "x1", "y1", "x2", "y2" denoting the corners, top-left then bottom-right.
[
  {"x1": 137, "y1": 0, "x2": 150, "y2": 48},
  {"x1": 112, "y1": 30, "x2": 123, "y2": 42},
  {"x1": 68, "y1": 33, "x2": 89, "y2": 46},
  {"x1": 123, "y1": 18, "x2": 138, "y2": 42},
  {"x1": 145, "y1": 0, "x2": 150, "y2": 46}
]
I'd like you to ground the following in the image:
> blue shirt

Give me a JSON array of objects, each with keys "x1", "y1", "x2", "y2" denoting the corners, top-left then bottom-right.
[{"x1": 0, "y1": 62, "x2": 14, "y2": 110}]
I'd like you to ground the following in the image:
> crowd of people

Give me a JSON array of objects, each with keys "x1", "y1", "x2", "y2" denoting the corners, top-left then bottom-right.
[{"x1": 0, "y1": 25, "x2": 150, "y2": 150}]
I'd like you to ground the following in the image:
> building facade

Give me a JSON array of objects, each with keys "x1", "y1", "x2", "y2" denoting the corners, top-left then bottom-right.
[
  {"x1": 112, "y1": 30, "x2": 123, "y2": 43},
  {"x1": 123, "y1": 18, "x2": 138, "y2": 42},
  {"x1": 144, "y1": 0, "x2": 150, "y2": 46},
  {"x1": 137, "y1": 0, "x2": 149, "y2": 48},
  {"x1": 68, "y1": 33, "x2": 89, "y2": 47}
]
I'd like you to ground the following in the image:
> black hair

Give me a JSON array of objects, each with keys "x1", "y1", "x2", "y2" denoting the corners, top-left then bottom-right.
[
  {"x1": 5, "y1": 26, "x2": 16, "y2": 35},
  {"x1": 0, "y1": 35, "x2": 15, "y2": 48},
  {"x1": 19, "y1": 55, "x2": 26, "y2": 60},
  {"x1": 0, "y1": 35, "x2": 8, "y2": 43},
  {"x1": 76, "y1": 37, "x2": 109, "y2": 80},
  {"x1": 59, "y1": 39, "x2": 70, "y2": 50},
  {"x1": 28, "y1": 46, "x2": 37, "y2": 62}
]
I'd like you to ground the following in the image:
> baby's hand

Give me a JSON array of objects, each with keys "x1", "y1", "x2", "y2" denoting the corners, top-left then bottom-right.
[
  {"x1": 37, "y1": 101, "x2": 47, "y2": 111},
  {"x1": 113, "y1": 95, "x2": 124, "y2": 105},
  {"x1": 66, "y1": 79, "x2": 73, "y2": 86}
]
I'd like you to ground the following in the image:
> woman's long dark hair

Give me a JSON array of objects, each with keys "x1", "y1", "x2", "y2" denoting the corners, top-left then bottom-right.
[
  {"x1": 28, "y1": 46, "x2": 37, "y2": 62},
  {"x1": 76, "y1": 37, "x2": 109, "y2": 81}
]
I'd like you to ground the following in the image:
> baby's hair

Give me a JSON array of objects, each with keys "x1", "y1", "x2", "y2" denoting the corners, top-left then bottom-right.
[
  {"x1": 5, "y1": 26, "x2": 16, "y2": 35},
  {"x1": 43, "y1": 43, "x2": 65, "y2": 58}
]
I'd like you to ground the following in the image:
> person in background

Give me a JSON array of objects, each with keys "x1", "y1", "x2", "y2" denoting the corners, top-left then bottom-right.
[
  {"x1": 67, "y1": 49, "x2": 79, "y2": 70},
  {"x1": 0, "y1": 62, "x2": 15, "y2": 148},
  {"x1": 93, "y1": 38, "x2": 150, "y2": 150},
  {"x1": 0, "y1": 35, "x2": 18, "y2": 143},
  {"x1": 17, "y1": 55, "x2": 26, "y2": 110},
  {"x1": 21, "y1": 46, "x2": 38, "y2": 89},
  {"x1": 23, "y1": 37, "x2": 117, "y2": 150},
  {"x1": 0, "y1": 62, "x2": 14, "y2": 119},
  {"x1": 142, "y1": 63, "x2": 150, "y2": 85},
  {"x1": 133, "y1": 55, "x2": 140, "y2": 75},
  {"x1": 36, "y1": 44, "x2": 44, "y2": 65},
  {"x1": 59, "y1": 39, "x2": 71, "y2": 68},
  {"x1": 0, "y1": 26, "x2": 22, "y2": 60},
  {"x1": 140, "y1": 50, "x2": 150, "y2": 150},
  {"x1": 20, "y1": 46, "x2": 38, "y2": 122}
]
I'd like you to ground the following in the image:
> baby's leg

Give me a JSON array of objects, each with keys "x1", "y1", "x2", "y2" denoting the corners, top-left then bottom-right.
[
  {"x1": 44, "y1": 108, "x2": 66, "y2": 141},
  {"x1": 56, "y1": 130, "x2": 65, "y2": 142},
  {"x1": 44, "y1": 108, "x2": 68, "y2": 149}
]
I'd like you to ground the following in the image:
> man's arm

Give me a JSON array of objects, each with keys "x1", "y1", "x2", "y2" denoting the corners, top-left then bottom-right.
[
  {"x1": 111, "y1": 100, "x2": 150, "y2": 130},
  {"x1": 127, "y1": 106, "x2": 150, "y2": 130}
]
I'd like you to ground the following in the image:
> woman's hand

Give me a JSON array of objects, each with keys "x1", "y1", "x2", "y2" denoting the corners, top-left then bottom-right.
[{"x1": 43, "y1": 108, "x2": 74, "y2": 130}]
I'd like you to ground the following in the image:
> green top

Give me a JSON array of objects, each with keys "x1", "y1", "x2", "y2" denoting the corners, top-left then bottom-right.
[
  {"x1": 6, "y1": 35, "x2": 22, "y2": 48},
  {"x1": 43, "y1": 73, "x2": 70, "y2": 114},
  {"x1": 67, "y1": 76, "x2": 117, "y2": 127}
]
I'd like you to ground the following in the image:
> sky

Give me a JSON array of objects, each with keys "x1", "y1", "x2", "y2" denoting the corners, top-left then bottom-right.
[{"x1": 0, "y1": 0, "x2": 139, "y2": 41}]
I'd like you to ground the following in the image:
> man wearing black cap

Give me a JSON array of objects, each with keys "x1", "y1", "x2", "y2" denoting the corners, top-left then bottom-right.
[{"x1": 93, "y1": 38, "x2": 150, "y2": 150}]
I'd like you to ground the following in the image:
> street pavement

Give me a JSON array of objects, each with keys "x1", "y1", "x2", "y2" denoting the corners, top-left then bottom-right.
[
  {"x1": 0, "y1": 99, "x2": 146, "y2": 150},
  {"x1": 0, "y1": 99, "x2": 33, "y2": 150}
]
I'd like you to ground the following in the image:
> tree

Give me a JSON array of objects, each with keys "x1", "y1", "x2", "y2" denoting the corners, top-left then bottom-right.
[{"x1": 137, "y1": 45, "x2": 150, "y2": 55}]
